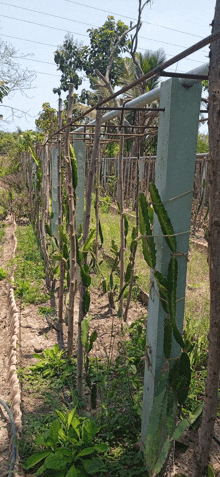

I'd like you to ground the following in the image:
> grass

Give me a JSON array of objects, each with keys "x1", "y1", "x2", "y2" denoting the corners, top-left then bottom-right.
[
  {"x1": 0, "y1": 221, "x2": 5, "y2": 242},
  {"x1": 90, "y1": 203, "x2": 150, "y2": 299},
  {"x1": 13, "y1": 223, "x2": 49, "y2": 304}
]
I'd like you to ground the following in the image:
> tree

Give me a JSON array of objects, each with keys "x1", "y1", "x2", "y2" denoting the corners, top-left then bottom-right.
[
  {"x1": 193, "y1": 1, "x2": 220, "y2": 475},
  {"x1": 0, "y1": 39, "x2": 35, "y2": 124},
  {"x1": 35, "y1": 102, "x2": 58, "y2": 134},
  {"x1": 53, "y1": 36, "x2": 88, "y2": 94}
]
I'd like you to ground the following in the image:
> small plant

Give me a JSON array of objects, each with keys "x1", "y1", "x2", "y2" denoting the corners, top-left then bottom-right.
[
  {"x1": 23, "y1": 408, "x2": 108, "y2": 476},
  {"x1": 30, "y1": 344, "x2": 73, "y2": 381},
  {"x1": 0, "y1": 266, "x2": 7, "y2": 280}
]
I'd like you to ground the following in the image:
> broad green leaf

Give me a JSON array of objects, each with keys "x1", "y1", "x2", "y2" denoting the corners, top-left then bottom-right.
[
  {"x1": 66, "y1": 464, "x2": 78, "y2": 477},
  {"x1": 67, "y1": 408, "x2": 76, "y2": 430},
  {"x1": 94, "y1": 443, "x2": 108, "y2": 452},
  {"x1": 82, "y1": 289, "x2": 90, "y2": 315},
  {"x1": 82, "y1": 419, "x2": 98, "y2": 445},
  {"x1": 35, "y1": 464, "x2": 46, "y2": 476},
  {"x1": 149, "y1": 182, "x2": 177, "y2": 253},
  {"x1": 56, "y1": 410, "x2": 66, "y2": 425},
  {"x1": 83, "y1": 457, "x2": 104, "y2": 474},
  {"x1": 83, "y1": 228, "x2": 95, "y2": 252},
  {"x1": 76, "y1": 447, "x2": 95, "y2": 458},
  {"x1": 32, "y1": 353, "x2": 44, "y2": 360},
  {"x1": 23, "y1": 451, "x2": 51, "y2": 470},
  {"x1": 70, "y1": 416, "x2": 81, "y2": 437},
  {"x1": 49, "y1": 420, "x2": 60, "y2": 446},
  {"x1": 44, "y1": 453, "x2": 71, "y2": 470}
]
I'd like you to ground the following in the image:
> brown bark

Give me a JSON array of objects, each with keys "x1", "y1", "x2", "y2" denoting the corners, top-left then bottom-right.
[
  {"x1": 58, "y1": 97, "x2": 64, "y2": 334},
  {"x1": 119, "y1": 118, "x2": 125, "y2": 319},
  {"x1": 65, "y1": 84, "x2": 77, "y2": 356},
  {"x1": 194, "y1": 2, "x2": 220, "y2": 474},
  {"x1": 83, "y1": 108, "x2": 102, "y2": 242}
]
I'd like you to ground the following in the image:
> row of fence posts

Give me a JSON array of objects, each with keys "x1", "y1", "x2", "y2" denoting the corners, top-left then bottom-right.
[{"x1": 20, "y1": 79, "x2": 207, "y2": 474}]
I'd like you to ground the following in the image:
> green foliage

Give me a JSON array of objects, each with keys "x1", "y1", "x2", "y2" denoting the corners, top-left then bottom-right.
[
  {"x1": 0, "y1": 222, "x2": 5, "y2": 242},
  {"x1": 70, "y1": 144, "x2": 78, "y2": 190},
  {"x1": 53, "y1": 16, "x2": 129, "y2": 96},
  {"x1": 35, "y1": 102, "x2": 58, "y2": 134},
  {"x1": 196, "y1": 133, "x2": 209, "y2": 153},
  {"x1": 0, "y1": 266, "x2": 7, "y2": 280},
  {"x1": 149, "y1": 182, "x2": 177, "y2": 253},
  {"x1": 14, "y1": 224, "x2": 49, "y2": 304},
  {"x1": 138, "y1": 192, "x2": 156, "y2": 269},
  {"x1": 24, "y1": 408, "x2": 108, "y2": 476}
]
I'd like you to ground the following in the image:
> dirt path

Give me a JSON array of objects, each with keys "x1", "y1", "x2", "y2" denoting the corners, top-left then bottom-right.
[{"x1": 0, "y1": 217, "x2": 17, "y2": 477}]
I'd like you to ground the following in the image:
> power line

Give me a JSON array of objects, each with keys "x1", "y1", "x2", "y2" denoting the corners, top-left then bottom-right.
[
  {"x1": 0, "y1": 2, "x2": 97, "y2": 29},
  {"x1": 65, "y1": 0, "x2": 205, "y2": 39},
  {"x1": 0, "y1": 10, "x2": 207, "y2": 63},
  {"x1": 0, "y1": 14, "x2": 88, "y2": 37},
  {"x1": 1, "y1": 33, "x2": 56, "y2": 48}
]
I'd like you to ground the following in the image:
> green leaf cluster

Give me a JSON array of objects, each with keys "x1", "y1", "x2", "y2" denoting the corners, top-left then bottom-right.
[{"x1": 24, "y1": 408, "x2": 108, "y2": 476}]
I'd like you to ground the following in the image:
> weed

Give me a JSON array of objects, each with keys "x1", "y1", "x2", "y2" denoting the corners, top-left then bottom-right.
[
  {"x1": 23, "y1": 408, "x2": 108, "y2": 476},
  {"x1": 0, "y1": 266, "x2": 7, "y2": 280}
]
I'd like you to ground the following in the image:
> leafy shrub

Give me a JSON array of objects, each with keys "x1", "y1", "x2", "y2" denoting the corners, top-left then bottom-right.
[{"x1": 23, "y1": 408, "x2": 108, "y2": 476}]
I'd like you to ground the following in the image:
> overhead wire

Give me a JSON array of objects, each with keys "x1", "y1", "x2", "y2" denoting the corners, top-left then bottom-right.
[
  {"x1": 0, "y1": 3, "x2": 209, "y2": 55},
  {"x1": 64, "y1": 0, "x2": 205, "y2": 38}
]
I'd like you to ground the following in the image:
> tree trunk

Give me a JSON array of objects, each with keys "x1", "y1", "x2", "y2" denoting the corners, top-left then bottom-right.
[{"x1": 194, "y1": 2, "x2": 220, "y2": 474}]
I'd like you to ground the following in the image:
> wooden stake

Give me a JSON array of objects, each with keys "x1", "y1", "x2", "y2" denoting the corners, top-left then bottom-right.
[{"x1": 65, "y1": 84, "x2": 76, "y2": 356}]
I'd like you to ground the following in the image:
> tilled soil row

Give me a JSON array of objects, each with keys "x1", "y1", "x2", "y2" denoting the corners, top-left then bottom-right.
[{"x1": 0, "y1": 217, "x2": 19, "y2": 477}]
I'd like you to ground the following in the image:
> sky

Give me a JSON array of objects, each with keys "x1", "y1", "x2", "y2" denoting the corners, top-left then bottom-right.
[{"x1": 0, "y1": 0, "x2": 216, "y2": 133}]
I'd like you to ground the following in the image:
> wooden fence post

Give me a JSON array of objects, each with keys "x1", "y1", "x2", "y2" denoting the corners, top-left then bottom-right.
[
  {"x1": 141, "y1": 77, "x2": 202, "y2": 472},
  {"x1": 51, "y1": 147, "x2": 59, "y2": 238},
  {"x1": 74, "y1": 138, "x2": 87, "y2": 232}
]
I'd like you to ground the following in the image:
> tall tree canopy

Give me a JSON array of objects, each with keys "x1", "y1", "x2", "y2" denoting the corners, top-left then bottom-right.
[{"x1": 53, "y1": 16, "x2": 130, "y2": 95}]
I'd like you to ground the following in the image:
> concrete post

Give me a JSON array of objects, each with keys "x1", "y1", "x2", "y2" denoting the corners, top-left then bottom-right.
[
  {"x1": 141, "y1": 78, "x2": 202, "y2": 469},
  {"x1": 73, "y1": 137, "x2": 87, "y2": 232}
]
